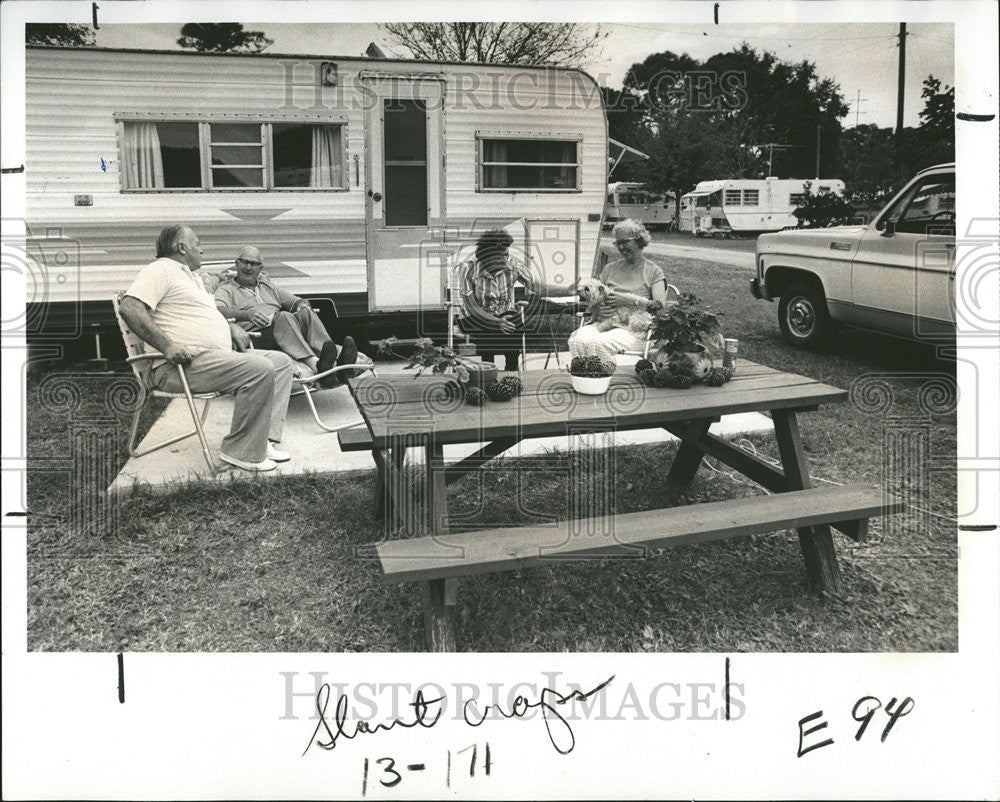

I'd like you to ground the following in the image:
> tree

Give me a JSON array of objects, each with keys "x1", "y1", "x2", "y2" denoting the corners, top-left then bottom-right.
[
  {"x1": 25, "y1": 23, "x2": 95, "y2": 47},
  {"x1": 379, "y1": 23, "x2": 606, "y2": 66},
  {"x1": 177, "y1": 23, "x2": 273, "y2": 54},
  {"x1": 702, "y1": 44, "x2": 849, "y2": 179},
  {"x1": 838, "y1": 124, "x2": 898, "y2": 209},
  {"x1": 792, "y1": 182, "x2": 856, "y2": 227},
  {"x1": 913, "y1": 75, "x2": 955, "y2": 169}
]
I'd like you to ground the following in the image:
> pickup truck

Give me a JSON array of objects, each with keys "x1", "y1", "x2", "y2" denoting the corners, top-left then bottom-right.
[{"x1": 750, "y1": 163, "x2": 955, "y2": 348}]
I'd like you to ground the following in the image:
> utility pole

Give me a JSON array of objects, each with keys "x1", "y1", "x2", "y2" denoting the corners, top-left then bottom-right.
[
  {"x1": 854, "y1": 90, "x2": 868, "y2": 128},
  {"x1": 815, "y1": 124, "x2": 821, "y2": 179},
  {"x1": 895, "y1": 22, "x2": 907, "y2": 168},
  {"x1": 750, "y1": 143, "x2": 793, "y2": 177}
]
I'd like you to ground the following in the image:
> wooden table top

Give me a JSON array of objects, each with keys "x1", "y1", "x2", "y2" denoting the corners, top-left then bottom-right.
[{"x1": 349, "y1": 361, "x2": 848, "y2": 448}]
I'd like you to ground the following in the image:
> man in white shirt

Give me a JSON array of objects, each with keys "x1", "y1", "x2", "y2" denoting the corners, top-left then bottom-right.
[{"x1": 118, "y1": 225, "x2": 294, "y2": 472}]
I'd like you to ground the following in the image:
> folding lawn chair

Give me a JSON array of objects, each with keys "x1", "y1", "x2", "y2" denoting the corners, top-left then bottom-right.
[{"x1": 113, "y1": 291, "x2": 220, "y2": 471}]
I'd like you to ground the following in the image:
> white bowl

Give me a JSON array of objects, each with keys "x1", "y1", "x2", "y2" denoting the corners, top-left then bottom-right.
[{"x1": 571, "y1": 374, "x2": 613, "y2": 395}]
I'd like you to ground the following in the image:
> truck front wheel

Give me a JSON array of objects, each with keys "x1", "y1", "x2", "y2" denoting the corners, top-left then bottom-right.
[{"x1": 778, "y1": 282, "x2": 836, "y2": 349}]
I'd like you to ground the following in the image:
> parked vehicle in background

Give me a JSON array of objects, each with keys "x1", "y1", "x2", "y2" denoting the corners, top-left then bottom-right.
[
  {"x1": 680, "y1": 177, "x2": 846, "y2": 237},
  {"x1": 751, "y1": 164, "x2": 955, "y2": 349},
  {"x1": 605, "y1": 182, "x2": 675, "y2": 230}
]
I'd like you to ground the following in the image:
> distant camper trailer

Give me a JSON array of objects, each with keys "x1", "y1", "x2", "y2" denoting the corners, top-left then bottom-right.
[
  {"x1": 679, "y1": 178, "x2": 846, "y2": 237},
  {"x1": 23, "y1": 45, "x2": 608, "y2": 343},
  {"x1": 604, "y1": 182, "x2": 675, "y2": 231}
]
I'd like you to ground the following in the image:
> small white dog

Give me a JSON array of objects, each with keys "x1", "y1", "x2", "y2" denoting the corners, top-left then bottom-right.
[{"x1": 577, "y1": 276, "x2": 653, "y2": 334}]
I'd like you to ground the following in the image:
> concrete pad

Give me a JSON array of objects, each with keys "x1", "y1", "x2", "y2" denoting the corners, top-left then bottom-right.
[{"x1": 109, "y1": 356, "x2": 774, "y2": 494}]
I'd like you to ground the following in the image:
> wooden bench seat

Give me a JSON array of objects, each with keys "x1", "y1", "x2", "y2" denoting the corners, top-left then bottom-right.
[
  {"x1": 376, "y1": 484, "x2": 904, "y2": 584},
  {"x1": 338, "y1": 425, "x2": 375, "y2": 452}
]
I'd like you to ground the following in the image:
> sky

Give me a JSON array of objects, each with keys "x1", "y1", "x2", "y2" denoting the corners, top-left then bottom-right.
[{"x1": 90, "y1": 21, "x2": 953, "y2": 130}]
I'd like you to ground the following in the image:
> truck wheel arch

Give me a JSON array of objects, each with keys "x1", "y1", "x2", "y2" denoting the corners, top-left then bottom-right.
[{"x1": 762, "y1": 265, "x2": 826, "y2": 300}]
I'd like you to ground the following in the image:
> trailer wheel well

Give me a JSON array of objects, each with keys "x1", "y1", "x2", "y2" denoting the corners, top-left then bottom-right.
[{"x1": 763, "y1": 266, "x2": 825, "y2": 300}]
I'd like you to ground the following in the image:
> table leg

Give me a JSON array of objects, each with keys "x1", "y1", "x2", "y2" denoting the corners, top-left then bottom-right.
[
  {"x1": 372, "y1": 448, "x2": 387, "y2": 521},
  {"x1": 771, "y1": 409, "x2": 842, "y2": 593},
  {"x1": 378, "y1": 440, "x2": 410, "y2": 533},
  {"x1": 422, "y1": 437, "x2": 457, "y2": 651},
  {"x1": 665, "y1": 418, "x2": 715, "y2": 487}
]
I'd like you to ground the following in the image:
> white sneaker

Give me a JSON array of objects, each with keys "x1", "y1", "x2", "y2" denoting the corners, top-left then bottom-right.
[
  {"x1": 267, "y1": 443, "x2": 291, "y2": 462},
  {"x1": 220, "y1": 452, "x2": 277, "y2": 472}
]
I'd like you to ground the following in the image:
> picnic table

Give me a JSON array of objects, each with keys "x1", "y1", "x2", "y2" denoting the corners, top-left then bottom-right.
[{"x1": 340, "y1": 361, "x2": 903, "y2": 651}]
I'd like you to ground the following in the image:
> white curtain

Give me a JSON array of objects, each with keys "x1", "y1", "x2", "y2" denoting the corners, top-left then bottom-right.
[
  {"x1": 483, "y1": 140, "x2": 508, "y2": 188},
  {"x1": 310, "y1": 126, "x2": 341, "y2": 188},
  {"x1": 123, "y1": 122, "x2": 164, "y2": 189}
]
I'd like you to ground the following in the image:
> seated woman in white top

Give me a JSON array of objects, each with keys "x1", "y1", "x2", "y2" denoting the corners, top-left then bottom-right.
[{"x1": 568, "y1": 219, "x2": 669, "y2": 359}]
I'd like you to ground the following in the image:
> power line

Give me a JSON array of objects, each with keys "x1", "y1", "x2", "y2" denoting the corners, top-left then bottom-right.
[{"x1": 611, "y1": 22, "x2": 897, "y2": 43}]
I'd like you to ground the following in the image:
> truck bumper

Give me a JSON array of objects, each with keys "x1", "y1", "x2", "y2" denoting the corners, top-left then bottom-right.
[{"x1": 750, "y1": 277, "x2": 769, "y2": 300}]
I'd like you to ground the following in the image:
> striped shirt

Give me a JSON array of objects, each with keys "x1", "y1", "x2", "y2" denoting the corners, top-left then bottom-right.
[{"x1": 458, "y1": 255, "x2": 532, "y2": 319}]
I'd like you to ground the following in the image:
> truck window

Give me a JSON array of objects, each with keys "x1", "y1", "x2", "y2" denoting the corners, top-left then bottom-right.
[
  {"x1": 479, "y1": 137, "x2": 579, "y2": 190},
  {"x1": 878, "y1": 173, "x2": 956, "y2": 235}
]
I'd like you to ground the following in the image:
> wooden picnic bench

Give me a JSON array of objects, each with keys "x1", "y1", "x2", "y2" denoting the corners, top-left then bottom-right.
[{"x1": 340, "y1": 362, "x2": 904, "y2": 651}]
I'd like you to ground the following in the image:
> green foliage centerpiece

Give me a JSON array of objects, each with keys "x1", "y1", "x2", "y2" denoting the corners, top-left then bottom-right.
[{"x1": 635, "y1": 293, "x2": 732, "y2": 389}]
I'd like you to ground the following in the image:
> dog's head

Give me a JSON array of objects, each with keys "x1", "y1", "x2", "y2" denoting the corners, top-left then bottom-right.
[{"x1": 577, "y1": 276, "x2": 608, "y2": 306}]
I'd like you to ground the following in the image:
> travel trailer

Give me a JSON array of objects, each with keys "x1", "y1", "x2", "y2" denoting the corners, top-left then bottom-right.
[
  {"x1": 22, "y1": 46, "x2": 608, "y2": 344},
  {"x1": 605, "y1": 182, "x2": 675, "y2": 230},
  {"x1": 678, "y1": 177, "x2": 846, "y2": 236}
]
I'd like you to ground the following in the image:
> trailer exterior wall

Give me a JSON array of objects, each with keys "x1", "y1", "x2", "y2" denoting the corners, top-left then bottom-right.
[{"x1": 24, "y1": 47, "x2": 606, "y2": 330}]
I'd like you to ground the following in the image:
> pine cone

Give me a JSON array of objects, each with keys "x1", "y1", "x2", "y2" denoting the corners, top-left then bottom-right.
[
  {"x1": 704, "y1": 368, "x2": 727, "y2": 387},
  {"x1": 486, "y1": 380, "x2": 515, "y2": 402},
  {"x1": 721, "y1": 366, "x2": 735, "y2": 382},
  {"x1": 652, "y1": 367, "x2": 674, "y2": 388},
  {"x1": 498, "y1": 375, "x2": 524, "y2": 396},
  {"x1": 443, "y1": 379, "x2": 466, "y2": 401},
  {"x1": 637, "y1": 367, "x2": 656, "y2": 386},
  {"x1": 466, "y1": 387, "x2": 487, "y2": 406}
]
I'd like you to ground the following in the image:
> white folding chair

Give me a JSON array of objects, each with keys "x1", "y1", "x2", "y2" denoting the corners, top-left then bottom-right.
[
  {"x1": 290, "y1": 357, "x2": 376, "y2": 433},
  {"x1": 113, "y1": 291, "x2": 220, "y2": 471}
]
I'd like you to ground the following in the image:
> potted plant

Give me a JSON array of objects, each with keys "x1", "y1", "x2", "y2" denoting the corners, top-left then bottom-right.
[
  {"x1": 636, "y1": 293, "x2": 730, "y2": 388},
  {"x1": 568, "y1": 349, "x2": 617, "y2": 395}
]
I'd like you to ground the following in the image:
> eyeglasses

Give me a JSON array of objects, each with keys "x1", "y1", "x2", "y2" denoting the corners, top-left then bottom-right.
[{"x1": 236, "y1": 259, "x2": 263, "y2": 268}]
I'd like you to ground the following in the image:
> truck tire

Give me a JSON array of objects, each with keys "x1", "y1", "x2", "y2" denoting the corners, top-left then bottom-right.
[{"x1": 778, "y1": 281, "x2": 836, "y2": 349}]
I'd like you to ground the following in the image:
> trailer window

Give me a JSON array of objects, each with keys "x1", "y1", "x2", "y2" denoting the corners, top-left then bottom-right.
[
  {"x1": 480, "y1": 138, "x2": 578, "y2": 190},
  {"x1": 724, "y1": 189, "x2": 742, "y2": 205},
  {"x1": 121, "y1": 121, "x2": 201, "y2": 189},
  {"x1": 790, "y1": 192, "x2": 807, "y2": 205},
  {"x1": 383, "y1": 99, "x2": 428, "y2": 226},
  {"x1": 119, "y1": 119, "x2": 346, "y2": 192},
  {"x1": 209, "y1": 123, "x2": 265, "y2": 188},
  {"x1": 273, "y1": 124, "x2": 343, "y2": 188},
  {"x1": 742, "y1": 189, "x2": 759, "y2": 205}
]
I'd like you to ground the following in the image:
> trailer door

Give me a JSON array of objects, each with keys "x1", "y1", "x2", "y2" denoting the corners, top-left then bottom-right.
[{"x1": 362, "y1": 73, "x2": 446, "y2": 311}]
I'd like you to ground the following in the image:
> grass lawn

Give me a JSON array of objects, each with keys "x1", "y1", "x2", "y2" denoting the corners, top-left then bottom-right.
[{"x1": 25, "y1": 252, "x2": 957, "y2": 652}]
